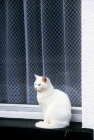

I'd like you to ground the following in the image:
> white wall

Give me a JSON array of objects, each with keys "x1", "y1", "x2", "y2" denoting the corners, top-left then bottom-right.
[{"x1": 82, "y1": 0, "x2": 94, "y2": 129}]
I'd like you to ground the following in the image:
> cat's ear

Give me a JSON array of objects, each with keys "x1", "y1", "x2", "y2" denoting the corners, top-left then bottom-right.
[
  {"x1": 42, "y1": 76, "x2": 47, "y2": 83},
  {"x1": 34, "y1": 74, "x2": 39, "y2": 79}
]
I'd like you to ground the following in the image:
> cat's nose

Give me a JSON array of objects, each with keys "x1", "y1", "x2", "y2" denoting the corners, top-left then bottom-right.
[{"x1": 35, "y1": 88, "x2": 37, "y2": 91}]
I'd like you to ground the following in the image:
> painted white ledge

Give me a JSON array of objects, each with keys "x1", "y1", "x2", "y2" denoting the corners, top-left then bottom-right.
[{"x1": 0, "y1": 104, "x2": 82, "y2": 122}]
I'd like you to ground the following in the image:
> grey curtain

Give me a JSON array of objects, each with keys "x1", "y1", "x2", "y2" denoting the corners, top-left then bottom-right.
[{"x1": 0, "y1": 0, "x2": 81, "y2": 106}]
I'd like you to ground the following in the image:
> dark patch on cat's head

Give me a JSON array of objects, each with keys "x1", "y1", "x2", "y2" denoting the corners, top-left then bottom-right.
[{"x1": 42, "y1": 76, "x2": 47, "y2": 83}]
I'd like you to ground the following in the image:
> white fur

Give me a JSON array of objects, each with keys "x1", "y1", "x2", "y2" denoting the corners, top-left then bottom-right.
[{"x1": 34, "y1": 75, "x2": 72, "y2": 129}]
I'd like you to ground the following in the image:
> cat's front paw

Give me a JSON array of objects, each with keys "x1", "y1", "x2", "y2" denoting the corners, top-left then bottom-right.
[{"x1": 35, "y1": 121, "x2": 44, "y2": 128}]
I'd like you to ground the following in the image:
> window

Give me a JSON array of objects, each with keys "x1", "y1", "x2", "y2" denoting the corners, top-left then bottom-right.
[{"x1": 0, "y1": 0, "x2": 81, "y2": 121}]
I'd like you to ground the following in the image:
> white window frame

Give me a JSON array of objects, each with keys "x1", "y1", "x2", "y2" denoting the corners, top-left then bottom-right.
[{"x1": 0, "y1": 104, "x2": 82, "y2": 122}]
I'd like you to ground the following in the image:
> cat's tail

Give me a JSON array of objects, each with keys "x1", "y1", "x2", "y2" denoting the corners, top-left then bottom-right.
[{"x1": 35, "y1": 121, "x2": 69, "y2": 129}]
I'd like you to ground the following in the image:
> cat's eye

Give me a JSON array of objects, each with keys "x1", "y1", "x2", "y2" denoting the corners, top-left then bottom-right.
[{"x1": 38, "y1": 84, "x2": 41, "y2": 86}]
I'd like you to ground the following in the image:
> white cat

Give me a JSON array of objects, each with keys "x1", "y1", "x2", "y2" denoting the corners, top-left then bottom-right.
[{"x1": 34, "y1": 75, "x2": 72, "y2": 129}]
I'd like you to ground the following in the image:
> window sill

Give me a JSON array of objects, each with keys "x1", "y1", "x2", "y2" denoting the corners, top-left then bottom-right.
[{"x1": 0, "y1": 118, "x2": 93, "y2": 140}]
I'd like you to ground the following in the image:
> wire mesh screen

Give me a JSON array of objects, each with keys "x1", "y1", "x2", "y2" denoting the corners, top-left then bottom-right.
[{"x1": 0, "y1": 0, "x2": 81, "y2": 106}]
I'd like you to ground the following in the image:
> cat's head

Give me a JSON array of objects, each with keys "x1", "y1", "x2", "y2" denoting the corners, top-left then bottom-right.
[{"x1": 34, "y1": 75, "x2": 51, "y2": 92}]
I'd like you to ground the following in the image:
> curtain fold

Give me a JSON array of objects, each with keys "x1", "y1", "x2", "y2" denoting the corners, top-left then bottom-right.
[
  {"x1": 23, "y1": 0, "x2": 42, "y2": 104},
  {"x1": 5, "y1": 0, "x2": 26, "y2": 103},
  {"x1": 0, "y1": 0, "x2": 81, "y2": 106}
]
